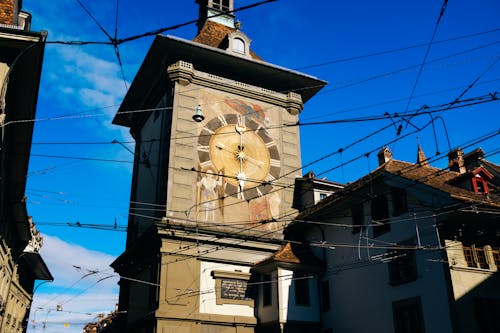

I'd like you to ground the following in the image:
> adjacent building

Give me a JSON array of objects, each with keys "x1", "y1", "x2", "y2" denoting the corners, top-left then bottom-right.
[
  {"x1": 285, "y1": 146, "x2": 500, "y2": 333},
  {"x1": 0, "y1": 1, "x2": 53, "y2": 332}
]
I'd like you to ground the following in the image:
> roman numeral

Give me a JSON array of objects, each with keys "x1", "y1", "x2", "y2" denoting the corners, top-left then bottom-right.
[
  {"x1": 256, "y1": 187, "x2": 263, "y2": 197},
  {"x1": 197, "y1": 145, "x2": 210, "y2": 152},
  {"x1": 200, "y1": 160, "x2": 212, "y2": 168},
  {"x1": 217, "y1": 114, "x2": 228, "y2": 126},
  {"x1": 238, "y1": 189, "x2": 245, "y2": 201},
  {"x1": 270, "y1": 159, "x2": 281, "y2": 167},
  {"x1": 265, "y1": 174, "x2": 276, "y2": 183},
  {"x1": 265, "y1": 141, "x2": 276, "y2": 148},
  {"x1": 237, "y1": 114, "x2": 246, "y2": 127},
  {"x1": 203, "y1": 127, "x2": 215, "y2": 134}
]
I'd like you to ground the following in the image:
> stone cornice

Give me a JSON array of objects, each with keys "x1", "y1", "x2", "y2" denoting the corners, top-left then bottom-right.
[
  {"x1": 167, "y1": 60, "x2": 304, "y2": 115},
  {"x1": 211, "y1": 270, "x2": 251, "y2": 281}
]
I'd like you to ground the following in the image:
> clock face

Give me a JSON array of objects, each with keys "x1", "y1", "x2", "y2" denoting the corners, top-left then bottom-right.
[{"x1": 197, "y1": 113, "x2": 280, "y2": 200}]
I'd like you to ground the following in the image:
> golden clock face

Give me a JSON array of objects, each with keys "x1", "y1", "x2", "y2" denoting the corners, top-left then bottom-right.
[{"x1": 198, "y1": 114, "x2": 280, "y2": 199}]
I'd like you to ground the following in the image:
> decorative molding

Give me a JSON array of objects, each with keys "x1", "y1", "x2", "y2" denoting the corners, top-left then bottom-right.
[{"x1": 167, "y1": 60, "x2": 304, "y2": 115}]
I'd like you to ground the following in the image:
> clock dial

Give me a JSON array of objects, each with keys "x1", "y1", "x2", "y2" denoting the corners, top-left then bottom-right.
[{"x1": 198, "y1": 114, "x2": 280, "y2": 199}]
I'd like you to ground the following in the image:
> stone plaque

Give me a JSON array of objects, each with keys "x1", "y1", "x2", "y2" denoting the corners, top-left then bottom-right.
[{"x1": 220, "y1": 279, "x2": 251, "y2": 300}]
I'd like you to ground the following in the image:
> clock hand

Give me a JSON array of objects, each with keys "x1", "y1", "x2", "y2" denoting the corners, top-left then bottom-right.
[
  {"x1": 215, "y1": 142, "x2": 239, "y2": 155},
  {"x1": 215, "y1": 143, "x2": 264, "y2": 167},
  {"x1": 243, "y1": 153, "x2": 265, "y2": 167}
]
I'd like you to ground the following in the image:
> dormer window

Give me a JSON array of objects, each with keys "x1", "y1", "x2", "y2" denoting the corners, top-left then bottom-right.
[
  {"x1": 226, "y1": 31, "x2": 252, "y2": 58},
  {"x1": 233, "y1": 37, "x2": 245, "y2": 54},
  {"x1": 472, "y1": 175, "x2": 489, "y2": 194},
  {"x1": 470, "y1": 167, "x2": 492, "y2": 194}
]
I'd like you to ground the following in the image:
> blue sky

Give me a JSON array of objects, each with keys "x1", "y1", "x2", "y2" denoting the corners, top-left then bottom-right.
[{"x1": 21, "y1": 0, "x2": 500, "y2": 331}]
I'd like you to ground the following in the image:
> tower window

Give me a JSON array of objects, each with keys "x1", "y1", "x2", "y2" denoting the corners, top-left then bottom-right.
[
  {"x1": 212, "y1": 0, "x2": 231, "y2": 12},
  {"x1": 233, "y1": 37, "x2": 245, "y2": 54}
]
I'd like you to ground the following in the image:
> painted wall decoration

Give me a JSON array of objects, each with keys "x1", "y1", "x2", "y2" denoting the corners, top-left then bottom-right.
[{"x1": 193, "y1": 89, "x2": 283, "y2": 231}]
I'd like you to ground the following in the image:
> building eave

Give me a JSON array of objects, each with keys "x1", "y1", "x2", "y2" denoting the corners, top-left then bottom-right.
[
  {"x1": 114, "y1": 34, "x2": 327, "y2": 128},
  {"x1": 20, "y1": 252, "x2": 53, "y2": 281},
  {"x1": 1, "y1": 29, "x2": 46, "y2": 206}
]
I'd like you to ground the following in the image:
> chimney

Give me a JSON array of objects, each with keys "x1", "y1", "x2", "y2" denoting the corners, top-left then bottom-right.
[
  {"x1": 448, "y1": 148, "x2": 466, "y2": 174},
  {"x1": 377, "y1": 147, "x2": 393, "y2": 166},
  {"x1": 463, "y1": 148, "x2": 485, "y2": 170}
]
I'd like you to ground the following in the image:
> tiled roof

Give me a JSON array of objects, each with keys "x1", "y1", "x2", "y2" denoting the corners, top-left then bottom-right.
[
  {"x1": 254, "y1": 242, "x2": 323, "y2": 268},
  {"x1": 298, "y1": 157, "x2": 500, "y2": 218},
  {"x1": 193, "y1": 20, "x2": 261, "y2": 60}
]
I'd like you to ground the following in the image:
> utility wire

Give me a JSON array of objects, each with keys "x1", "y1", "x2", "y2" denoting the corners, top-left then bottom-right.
[
  {"x1": 295, "y1": 26, "x2": 500, "y2": 70},
  {"x1": 46, "y1": 0, "x2": 277, "y2": 46},
  {"x1": 402, "y1": 0, "x2": 448, "y2": 124},
  {"x1": 320, "y1": 39, "x2": 500, "y2": 94},
  {"x1": 26, "y1": 94, "x2": 499, "y2": 222}
]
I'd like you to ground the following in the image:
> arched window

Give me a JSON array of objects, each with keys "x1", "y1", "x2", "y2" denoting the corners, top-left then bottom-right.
[{"x1": 233, "y1": 37, "x2": 245, "y2": 54}]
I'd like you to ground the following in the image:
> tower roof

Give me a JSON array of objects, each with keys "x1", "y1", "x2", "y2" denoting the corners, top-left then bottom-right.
[{"x1": 113, "y1": 34, "x2": 326, "y2": 127}]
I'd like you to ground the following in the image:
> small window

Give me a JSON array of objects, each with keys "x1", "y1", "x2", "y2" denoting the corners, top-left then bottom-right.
[
  {"x1": 294, "y1": 275, "x2": 310, "y2": 306},
  {"x1": 388, "y1": 249, "x2": 417, "y2": 286},
  {"x1": 392, "y1": 188, "x2": 408, "y2": 217},
  {"x1": 351, "y1": 205, "x2": 363, "y2": 234},
  {"x1": 262, "y1": 274, "x2": 272, "y2": 306},
  {"x1": 464, "y1": 245, "x2": 490, "y2": 269},
  {"x1": 372, "y1": 195, "x2": 390, "y2": 236},
  {"x1": 321, "y1": 280, "x2": 330, "y2": 312},
  {"x1": 392, "y1": 297, "x2": 425, "y2": 333},
  {"x1": 233, "y1": 37, "x2": 245, "y2": 54},
  {"x1": 492, "y1": 249, "x2": 500, "y2": 267},
  {"x1": 319, "y1": 193, "x2": 327, "y2": 200}
]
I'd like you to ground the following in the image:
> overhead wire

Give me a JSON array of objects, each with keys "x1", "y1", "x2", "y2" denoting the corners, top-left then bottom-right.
[
  {"x1": 319, "y1": 39, "x2": 500, "y2": 95},
  {"x1": 294, "y1": 26, "x2": 500, "y2": 70},
  {"x1": 26, "y1": 94, "x2": 500, "y2": 227},
  {"x1": 45, "y1": 0, "x2": 278, "y2": 46},
  {"x1": 25, "y1": 0, "x2": 500, "y2": 320},
  {"x1": 402, "y1": 0, "x2": 448, "y2": 123}
]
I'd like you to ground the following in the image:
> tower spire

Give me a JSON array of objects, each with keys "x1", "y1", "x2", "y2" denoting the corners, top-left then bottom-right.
[{"x1": 417, "y1": 144, "x2": 429, "y2": 167}]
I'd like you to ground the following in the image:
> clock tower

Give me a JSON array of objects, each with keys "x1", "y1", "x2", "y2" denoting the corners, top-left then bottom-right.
[{"x1": 111, "y1": 1, "x2": 326, "y2": 332}]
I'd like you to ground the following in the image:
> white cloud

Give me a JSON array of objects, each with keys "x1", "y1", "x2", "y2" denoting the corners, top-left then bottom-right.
[
  {"x1": 45, "y1": 46, "x2": 127, "y2": 110},
  {"x1": 27, "y1": 235, "x2": 119, "y2": 333}
]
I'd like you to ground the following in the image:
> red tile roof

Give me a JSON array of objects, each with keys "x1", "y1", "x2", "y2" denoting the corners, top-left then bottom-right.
[{"x1": 298, "y1": 157, "x2": 500, "y2": 219}]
